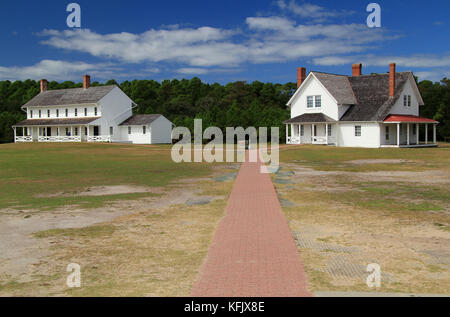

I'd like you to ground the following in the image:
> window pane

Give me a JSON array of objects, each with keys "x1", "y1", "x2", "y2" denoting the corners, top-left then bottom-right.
[
  {"x1": 307, "y1": 96, "x2": 314, "y2": 108},
  {"x1": 355, "y1": 126, "x2": 362, "y2": 137},
  {"x1": 315, "y1": 96, "x2": 321, "y2": 108}
]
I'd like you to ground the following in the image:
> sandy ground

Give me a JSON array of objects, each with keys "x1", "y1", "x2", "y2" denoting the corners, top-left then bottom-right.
[
  {"x1": 0, "y1": 173, "x2": 229, "y2": 285},
  {"x1": 275, "y1": 159, "x2": 450, "y2": 294}
]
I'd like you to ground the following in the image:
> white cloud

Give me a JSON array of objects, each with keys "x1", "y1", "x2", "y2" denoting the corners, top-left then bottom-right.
[
  {"x1": 313, "y1": 54, "x2": 450, "y2": 68},
  {"x1": 177, "y1": 68, "x2": 210, "y2": 75},
  {"x1": 276, "y1": 0, "x2": 354, "y2": 22},
  {"x1": 0, "y1": 60, "x2": 156, "y2": 81}
]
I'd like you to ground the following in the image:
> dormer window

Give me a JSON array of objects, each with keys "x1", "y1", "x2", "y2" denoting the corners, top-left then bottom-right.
[
  {"x1": 408, "y1": 95, "x2": 411, "y2": 107},
  {"x1": 404, "y1": 95, "x2": 412, "y2": 107},
  {"x1": 307, "y1": 95, "x2": 322, "y2": 108}
]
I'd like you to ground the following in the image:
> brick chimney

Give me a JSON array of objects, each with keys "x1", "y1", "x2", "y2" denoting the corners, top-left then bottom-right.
[
  {"x1": 40, "y1": 79, "x2": 47, "y2": 93},
  {"x1": 389, "y1": 63, "x2": 396, "y2": 97},
  {"x1": 297, "y1": 67, "x2": 306, "y2": 88},
  {"x1": 83, "y1": 75, "x2": 91, "y2": 89},
  {"x1": 352, "y1": 63, "x2": 362, "y2": 76}
]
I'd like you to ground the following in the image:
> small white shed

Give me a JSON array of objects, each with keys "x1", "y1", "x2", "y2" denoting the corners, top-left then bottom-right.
[{"x1": 119, "y1": 114, "x2": 173, "y2": 145}]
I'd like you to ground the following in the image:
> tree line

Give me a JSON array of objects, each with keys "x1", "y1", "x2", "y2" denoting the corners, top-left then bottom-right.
[{"x1": 0, "y1": 77, "x2": 448, "y2": 143}]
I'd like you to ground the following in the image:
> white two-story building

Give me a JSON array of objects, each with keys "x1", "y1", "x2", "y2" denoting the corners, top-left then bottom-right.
[
  {"x1": 13, "y1": 75, "x2": 173, "y2": 145},
  {"x1": 285, "y1": 63, "x2": 439, "y2": 148}
]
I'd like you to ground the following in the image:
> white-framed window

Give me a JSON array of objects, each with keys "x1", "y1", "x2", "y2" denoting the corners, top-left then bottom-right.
[
  {"x1": 85, "y1": 127, "x2": 88, "y2": 135},
  {"x1": 47, "y1": 110, "x2": 50, "y2": 118},
  {"x1": 30, "y1": 110, "x2": 33, "y2": 118},
  {"x1": 65, "y1": 128, "x2": 69, "y2": 136},
  {"x1": 355, "y1": 125, "x2": 362, "y2": 137},
  {"x1": 328, "y1": 125, "x2": 332, "y2": 137},
  {"x1": 65, "y1": 109, "x2": 68, "y2": 117},
  {"x1": 39, "y1": 110, "x2": 42, "y2": 118},
  {"x1": 404, "y1": 95, "x2": 408, "y2": 107},
  {"x1": 408, "y1": 95, "x2": 411, "y2": 107},
  {"x1": 56, "y1": 109, "x2": 59, "y2": 118},
  {"x1": 110, "y1": 127, "x2": 114, "y2": 135},
  {"x1": 74, "y1": 127, "x2": 78, "y2": 136},
  {"x1": 75, "y1": 108, "x2": 78, "y2": 117},
  {"x1": 84, "y1": 108, "x2": 88, "y2": 116},
  {"x1": 307, "y1": 96, "x2": 314, "y2": 108},
  {"x1": 128, "y1": 126, "x2": 132, "y2": 135},
  {"x1": 94, "y1": 107, "x2": 98, "y2": 116},
  {"x1": 385, "y1": 126, "x2": 390, "y2": 141},
  {"x1": 315, "y1": 95, "x2": 322, "y2": 108},
  {"x1": 300, "y1": 125, "x2": 304, "y2": 137},
  {"x1": 143, "y1": 126, "x2": 147, "y2": 135}
]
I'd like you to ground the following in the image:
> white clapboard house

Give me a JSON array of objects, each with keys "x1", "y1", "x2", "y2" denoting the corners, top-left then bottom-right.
[
  {"x1": 13, "y1": 76, "x2": 173, "y2": 145},
  {"x1": 285, "y1": 63, "x2": 439, "y2": 148}
]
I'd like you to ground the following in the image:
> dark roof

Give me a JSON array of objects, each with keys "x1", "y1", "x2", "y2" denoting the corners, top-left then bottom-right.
[
  {"x1": 284, "y1": 113, "x2": 336, "y2": 124},
  {"x1": 312, "y1": 72, "x2": 357, "y2": 105},
  {"x1": 340, "y1": 72, "x2": 411, "y2": 122},
  {"x1": 119, "y1": 114, "x2": 162, "y2": 126},
  {"x1": 23, "y1": 85, "x2": 116, "y2": 108},
  {"x1": 292, "y1": 71, "x2": 415, "y2": 122},
  {"x1": 13, "y1": 118, "x2": 99, "y2": 127}
]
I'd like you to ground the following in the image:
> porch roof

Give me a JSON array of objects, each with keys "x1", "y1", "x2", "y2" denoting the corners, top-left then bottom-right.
[
  {"x1": 284, "y1": 113, "x2": 336, "y2": 124},
  {"x1": 13, "y1": 117, "x2": 98, "y2": 127},
  {"x1": 384, "y1": 114, "x2": 438, "y2": 124}
]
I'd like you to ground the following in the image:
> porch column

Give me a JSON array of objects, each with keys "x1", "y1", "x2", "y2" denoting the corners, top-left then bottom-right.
[
  {"x1": 433, "y1": 124, "x2": 437, "y2": 144},
  {"x1": 57, "y1": 127, "x2": 60, "y2": 136},
  {"x1": 285, "y1": 125, "x2": 289, "y2": 144},
  {"x1": 416, "y1": 124, "x2": 419, "y2": 145},
  {"x1": 80, "y1": 126, "x2": 82, "y2": 142},
  {"x1": 312, "y1": 124, "x2": 315, "y2": 143},
  {"x1": 22, "y1": 127, "x2": 25, "y2": 137},
  {"x1": 397, "y1": 124, "x2": 400, "y2": 147},
  {"x1": 13, "y1": 127, "x2": 16, "y2": 142},
  {"x1": 71, "y1": 126, "x2": 73, "y2": 137},
  {"x1": 325, "y1": 124, "x2": 329, "y2": 145},
  {"x1": 425, "y1": 124, "x2": 428, "y2": 144},
  {"x1": 407, "y1": 124, "x2": 410, "y2": 146}
]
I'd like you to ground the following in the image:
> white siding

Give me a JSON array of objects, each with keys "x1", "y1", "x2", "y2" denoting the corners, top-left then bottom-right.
[
  {"x1": 150, "y1": 116, "x2": 173, "y2": 144},
  {"x1": 290, "y1": 76, "x2": 340, "y2": 120},
  {"x1": 337, "y1": 123, "x2": 381, "y2": 148},
  {"x1": 389, "y1": 78, "x2": 420, "y2": 116}
]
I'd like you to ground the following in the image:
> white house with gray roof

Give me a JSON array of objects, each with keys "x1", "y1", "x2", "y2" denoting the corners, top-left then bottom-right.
[
  {"x1": 285, "y1": 63, "x2": 439, "y2": 148},
  {"x1": 13, "y1": 75, "x2": 173, "y2": 145}
]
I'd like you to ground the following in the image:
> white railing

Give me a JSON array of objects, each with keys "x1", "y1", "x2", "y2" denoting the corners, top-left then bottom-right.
[
  {"x1": 287, "y1": 136, "x2": 301, "y2": 145},
  {"x1": 38, "y1": 136, "x2": 81, "y2": 143},
  {"x1": 15, "y1": 136, "x2": 33, "y2": 143},
  {"x1": 88, "y1": 135, "x2": 112, "y2": 143},
  {"x1": 312, "y1": 136, "x2": 327, "y2": 145}
]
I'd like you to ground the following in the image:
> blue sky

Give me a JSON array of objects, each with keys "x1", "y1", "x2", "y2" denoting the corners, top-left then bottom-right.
[{"x1": 0, "y1": 0, "x2": 449, "y2": 83}]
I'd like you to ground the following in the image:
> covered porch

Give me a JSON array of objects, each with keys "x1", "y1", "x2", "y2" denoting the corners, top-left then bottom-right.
[
  {"x1": 284, "y1": 113, "x2": 337, "y2": 146},
  {"x1": 381, "y1": 115, "x2": 439, "y2": 148},
  {"x1": 13, "y1": 118, "x2": 111, "y2": 143}
]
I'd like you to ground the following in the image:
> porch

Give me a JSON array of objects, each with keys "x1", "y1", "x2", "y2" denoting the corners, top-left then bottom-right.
[
  {"x1": 286, "y1": 123, "x2": 337, "y2": 145},
  {"x1": 381, "y1": 115, "x2": 439, "y2": 148},
  {"x1": 13, "y1": 125, "x2": 111, "y2": 143}
]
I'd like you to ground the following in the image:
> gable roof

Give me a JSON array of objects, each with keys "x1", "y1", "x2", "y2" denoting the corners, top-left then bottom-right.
[
  {"x1": 287, "y1": 70, "x2": 423, "y2": 122},
  {"x1": 119, "y1": 114, "x2": 163, "y2": 126},
  {"x1": 22, "y1": 85, "x2": 116, "y2": 108},
  {"x1": 340, "y1": 72, "x2": 411, "y2": 121}
]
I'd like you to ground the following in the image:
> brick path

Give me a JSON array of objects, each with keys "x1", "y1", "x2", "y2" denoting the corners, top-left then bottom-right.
[{"x1": 191, "y1": 155, "x2": 312, "y2": 297}]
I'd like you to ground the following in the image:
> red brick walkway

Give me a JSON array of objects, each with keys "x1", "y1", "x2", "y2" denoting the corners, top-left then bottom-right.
[{"x1": 191, "y1": 157, "x2": 312, "y2": 297}]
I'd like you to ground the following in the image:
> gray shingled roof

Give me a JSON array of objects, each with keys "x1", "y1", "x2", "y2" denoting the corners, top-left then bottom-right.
[
  {"x1": 312, "y1": 72, "x2": 357, "y2": 105},
  {"x1": 340, "y1": 72, "x2": 411, "y2": 121},
  {"x1": 22, "y1": 85, "x2": 116, "y2": 108},
  {"x1": 119, "y1": 114, "x2": 162, "y2": 126},
  {"x1": 284, "y1": 113, "x2": 336, "y2": 124},
  {"x1": 13, "y1": 117, "x2": 99, "y2": 127}
]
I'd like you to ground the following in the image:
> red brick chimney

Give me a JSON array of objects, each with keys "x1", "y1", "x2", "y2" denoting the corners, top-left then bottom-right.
[
  {"x1": 83, "y1": 75, "x2": 91, "y2": 89},
  {"x1": 297, "y1": 67, "x2": 306, "y2": 88},
  {"x1": 352, "y1": 63, "x2": 362, "y2": 76},
  {"x1": 389, "y1": 63, "x2": 396, "y2": 97},
  {"x1": 40, "y1": 79, "x2": 47, "y2": 93}
]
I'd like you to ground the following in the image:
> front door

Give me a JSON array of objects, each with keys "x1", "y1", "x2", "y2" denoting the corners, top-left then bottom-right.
[
  {"x1": 46, "y1": 127, "x2": 52, "y2": 137},
  {"x1": 93, "y1": 126, "x2": 99, "y2": 136}
]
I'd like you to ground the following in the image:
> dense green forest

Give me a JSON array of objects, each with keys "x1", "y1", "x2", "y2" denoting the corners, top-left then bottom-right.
[{"x1": 0, "y1": 77, "x2": 449, "y2": 143}]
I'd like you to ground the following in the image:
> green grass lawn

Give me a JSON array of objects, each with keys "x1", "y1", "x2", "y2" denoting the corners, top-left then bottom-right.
[{"x1": 0, "y1": 143, "x2": 213, "y2": 210}]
